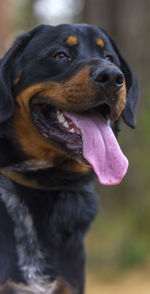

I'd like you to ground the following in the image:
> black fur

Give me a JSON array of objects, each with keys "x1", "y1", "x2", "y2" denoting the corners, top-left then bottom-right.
[
  {"x1": 107, "y1": 35, "x2": 139, "y2": 128},
  {"x1": 0, "y1": 24, "x2": 139, "y2": 294}
]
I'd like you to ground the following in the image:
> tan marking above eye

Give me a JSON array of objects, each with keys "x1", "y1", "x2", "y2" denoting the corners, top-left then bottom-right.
[
  {"x1": 96, "y1": 38, "x2": 105, "y2": 48},
  {"x1": 66, "y1": 36, "x2": 78, "y2": 46}
]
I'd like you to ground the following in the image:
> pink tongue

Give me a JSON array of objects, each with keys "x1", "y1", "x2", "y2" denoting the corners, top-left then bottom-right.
[{"x1": 64, "y1": 112, "x2": 128, "y2": 185}]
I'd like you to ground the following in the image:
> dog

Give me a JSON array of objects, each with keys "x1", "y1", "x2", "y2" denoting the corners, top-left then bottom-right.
[{"x1": 0, "y1": 24, "x2": 139, "y2": 293}]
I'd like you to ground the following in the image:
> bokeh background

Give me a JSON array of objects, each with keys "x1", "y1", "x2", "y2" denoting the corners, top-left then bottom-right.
[{"x1": 1, "y1": 0, "x2": 150, "y2": 293}]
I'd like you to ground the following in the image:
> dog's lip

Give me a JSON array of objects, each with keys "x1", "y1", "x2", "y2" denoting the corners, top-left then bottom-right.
[{"x1": 30, "y1": 96, "x2": 112, "y2": 118}]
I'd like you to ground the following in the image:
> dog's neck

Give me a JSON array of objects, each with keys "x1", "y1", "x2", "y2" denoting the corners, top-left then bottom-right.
[
  {"x1": 0, "y1": 161, "x2": 93, "y2": 191},
  {"x1": 0, "y1": 169, "x2": 60, "y2": 190},
  {"x1": 0, "y1": 173, "x2": 98, "y2": 292}
]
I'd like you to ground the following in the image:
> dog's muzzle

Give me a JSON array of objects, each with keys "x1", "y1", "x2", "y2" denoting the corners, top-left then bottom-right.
[{"x1": 91, "y1": 65, "x2": 124, "y2": 91}]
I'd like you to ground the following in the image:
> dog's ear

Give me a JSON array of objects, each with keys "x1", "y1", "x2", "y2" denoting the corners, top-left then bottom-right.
[
  {"x1": 0, "y1": 25, "x2": 45, "y2": 125},
  {"x1": 102, "y1": 30, "x2": 140, "y2": 128},
  {"x1": 110, "y1": 39, "x2": 139, "y2": 128}
]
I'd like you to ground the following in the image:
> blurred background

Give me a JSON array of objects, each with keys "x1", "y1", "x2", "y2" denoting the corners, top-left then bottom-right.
[{"x1": 1, "y1": 0, "x2": 150, "y2": 293}]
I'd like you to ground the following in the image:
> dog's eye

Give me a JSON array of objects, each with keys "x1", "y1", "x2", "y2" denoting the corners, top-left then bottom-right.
[
  {"x1": 105, "y1": 55, "x2": 114, "y2": 63},
  {"x1": 54, "y1": 52, "x2": 70, "y2": 60}
]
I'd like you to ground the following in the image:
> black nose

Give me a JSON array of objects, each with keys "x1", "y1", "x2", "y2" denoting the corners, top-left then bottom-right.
[{"x1": 92, "y1": 67, "x2": 124, "y2": 89}]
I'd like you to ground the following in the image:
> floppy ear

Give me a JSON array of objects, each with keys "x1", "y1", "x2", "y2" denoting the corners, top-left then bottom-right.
[
  {"x1": 110, "y1": 39, "x2": 139, "y2": 128},
  {"x1": 0, "y1": 25, "x2": 45, "y2": 125},
  {"x1": 101, "y1": 29, "x2": 140, "y2": 128}
]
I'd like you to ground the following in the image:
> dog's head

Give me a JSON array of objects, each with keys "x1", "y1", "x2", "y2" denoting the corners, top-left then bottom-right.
[{"x1": 0, "y1": 24, "x2": 139, "y2": 187}]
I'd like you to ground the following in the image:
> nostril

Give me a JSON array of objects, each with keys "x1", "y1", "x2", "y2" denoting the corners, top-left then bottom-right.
[
  {"x1": 116, "y1": 73, "x2": 123, "y2": 86},
  {"x1": 92, "y1": 67, "x2": 124, "y2": 88},
  {"x1": 98, "y1": 73, "x2": 109, "y2": 84}
]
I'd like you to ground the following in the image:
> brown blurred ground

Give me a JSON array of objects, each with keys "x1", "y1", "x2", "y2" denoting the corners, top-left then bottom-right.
[{"x1": 86, "y1": 265, "x2": 150, "y2": 294}]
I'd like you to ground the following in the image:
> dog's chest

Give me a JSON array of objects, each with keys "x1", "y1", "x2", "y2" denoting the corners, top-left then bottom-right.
[
  {"x1": 0, "y1": 185, "x2": 46, "y2": 284},
  {"x1": 0, "y1": 177, "x2": 98, "y2": 294}
]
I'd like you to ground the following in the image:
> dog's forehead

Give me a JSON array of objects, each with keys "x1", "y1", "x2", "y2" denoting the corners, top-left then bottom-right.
[
  {"x1": 19, "y1": 24, "x2": 116, "y2": 64},
  {"x1": 38, "y1": 24, "x2": 111, "y2": 49}
]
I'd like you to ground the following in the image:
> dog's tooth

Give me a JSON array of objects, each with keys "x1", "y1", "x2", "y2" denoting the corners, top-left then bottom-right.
[
  {"x1": 58, "y1": 113, "x2": 63, "y2": 122},
  {"x1": 57, "y1": 110, "x2": 70, "y2": 128},
  {"x1": 60, "y1": 113, "x2": 65, "y2": 123},
  {"x1": 62, "y1": 116, "x2": 66, "y2": 123},
  {"x1": 107, "y1": 119, "x2": 111, "y2": 126},
  {"x1": 57, "y1": 111, "x2": 64, "y2": 123},
  {"x1": 69, "y1": 128, "x2": 75, "y2": 133},
  {"x1": 63, "y1": 121, "x2": 69, "y2": 128}
]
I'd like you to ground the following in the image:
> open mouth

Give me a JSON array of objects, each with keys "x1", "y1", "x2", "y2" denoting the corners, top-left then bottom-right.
[
  {"x1": 31, "y1": 101, "x2": 128, "y2": 186},
  {"x1": 32, "y1": 103, "x2": 83, "y2": 154},
  {"x1": 31, "y1": 102, "x2": 111, "y2": 153}
]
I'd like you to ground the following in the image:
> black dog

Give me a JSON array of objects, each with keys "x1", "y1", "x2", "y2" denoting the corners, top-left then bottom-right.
[{"x1": 0, "y1": 24, "x2": 139, "y2": 293}]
